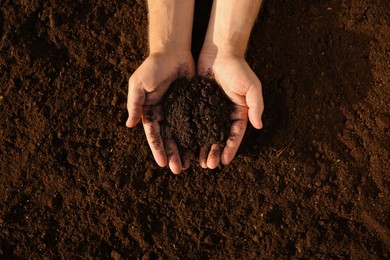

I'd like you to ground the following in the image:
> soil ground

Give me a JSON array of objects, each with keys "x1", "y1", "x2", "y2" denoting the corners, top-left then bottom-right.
[{"x1": 0, "y1": 0, "x2": 389, "y2": 258}]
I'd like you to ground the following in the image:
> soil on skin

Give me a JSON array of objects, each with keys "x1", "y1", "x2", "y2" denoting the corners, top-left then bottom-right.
[
  {"x1": 0, "y1": 0, "x2": 389, "y2": 259},
  {"x1": 163, "y1": 76, "x2": 233, "y2": 152}
]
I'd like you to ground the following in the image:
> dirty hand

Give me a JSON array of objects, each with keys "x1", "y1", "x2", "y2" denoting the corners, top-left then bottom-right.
[
  {"x1": 197, "y1": 55, "x2": 264, "y2": 169},
  {"x1": 126, "y1": 53, "x2": 195, "y2": 174}
]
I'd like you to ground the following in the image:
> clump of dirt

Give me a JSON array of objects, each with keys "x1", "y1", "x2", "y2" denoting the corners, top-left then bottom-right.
[{"x1": 162, "y1": 76, "x2": 234, "y2": 151}]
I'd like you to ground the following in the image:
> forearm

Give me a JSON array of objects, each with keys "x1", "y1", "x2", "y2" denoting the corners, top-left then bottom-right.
[
  {"x1": 148, "y1": 0, "x2": 195, "y2": 55},
  {"x1": 202, "y1": 0, "x2": 262, "y2": 57}
]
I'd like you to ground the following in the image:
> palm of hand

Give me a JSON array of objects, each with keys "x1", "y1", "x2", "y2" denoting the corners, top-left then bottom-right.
[{"x1": 129, "y1": 54, "x2": 189, "y2": 106}]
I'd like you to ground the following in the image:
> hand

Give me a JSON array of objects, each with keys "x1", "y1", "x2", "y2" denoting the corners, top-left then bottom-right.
[
  {"x1": 197, "y1": 54, "x2": 264, "y2": 169},
  {"x1": 126, "y1": 52, "x2": 195, "y2": 174}
]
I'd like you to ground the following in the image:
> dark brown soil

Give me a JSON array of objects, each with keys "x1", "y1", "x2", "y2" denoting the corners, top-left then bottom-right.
[
  {"x1": 1, "y1": 0, "x2": 389, "y2": 259},
  {"x1": 163, "y1": 76, "x2": 233, "y2": 152}
]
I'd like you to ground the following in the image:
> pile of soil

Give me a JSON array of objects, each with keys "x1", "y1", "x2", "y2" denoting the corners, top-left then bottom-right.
[
  {"x1": 162, "y1": 77, "x2": 233, "y2": 152},
  {"x1": 0, "y1": 0, "x2": 389, "y2": 259}
]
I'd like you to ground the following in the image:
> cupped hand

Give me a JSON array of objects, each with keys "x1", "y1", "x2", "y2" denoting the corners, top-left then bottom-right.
[
  {"x1": 126, "y1": 52, "x2": 195, "y2": 174},
  {"x1": 197, "y1": 54, "x2": 264, "y2": 169}
]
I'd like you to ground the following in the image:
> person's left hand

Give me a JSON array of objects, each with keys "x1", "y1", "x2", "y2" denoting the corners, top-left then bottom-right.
[{"x1": 197, "y1": 54, "x2": 264, "y2": 169}]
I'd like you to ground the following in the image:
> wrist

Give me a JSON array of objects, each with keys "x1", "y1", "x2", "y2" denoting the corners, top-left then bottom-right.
[
  {"x1": 149, "y1": 48, "x2": 193, "y2": 61},
  {"x1": 201, "y1": 28, "x2": 249, "y2": 58},
  {"x1": 149, "y1": 38, "x2": 192, "y2": 58},
  {"x1": 200, "y1": 45, "x2": 246, "y2": 60},
  {"x1": 147, "y1": 51, "x2": 195, "y2": 77},
  {"x1": 199, "y1": 41, "x2": 247, "y2": 60}
]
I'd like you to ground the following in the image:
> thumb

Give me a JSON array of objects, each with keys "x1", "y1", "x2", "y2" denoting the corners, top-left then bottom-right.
[
  {"x1": 246, "y1": 83, "x2": 264, "y2": 129},
  {"x1": 126, "y1": 79, "x2": 145, "y2": 128}
]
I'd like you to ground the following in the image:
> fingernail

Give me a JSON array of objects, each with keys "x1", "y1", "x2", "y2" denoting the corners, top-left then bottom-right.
[
  {"x1": 126, "y1": 117, "x2": 131, "y2": 127},
  {"x1": 259, "y1": 120, "x2": 263, "y2": 129}
]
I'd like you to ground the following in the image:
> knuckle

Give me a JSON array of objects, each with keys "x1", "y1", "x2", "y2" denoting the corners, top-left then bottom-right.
[{"x1": 150, "y1": 136, "x2": 161, "y2": 147}]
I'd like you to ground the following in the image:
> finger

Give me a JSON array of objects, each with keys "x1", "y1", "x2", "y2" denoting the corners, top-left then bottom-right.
[
  {"x1": 221, "y1": 107, "x2": 248, "y2": 165},
  {"x1": 246, "y1": 82, "x2": 264, "y2": 129},
  {"x1": 199, "y1": 147, "x2": 208, "y2": 169},
  {"x1": 127, "y1": 77, "x2": 145, "y2": 127},
  {"x1": 207, "y1": 144, "x2": 222, "y2": 169},
  {"x1": 142, "y1": 106, "x2": 167, "y2": 167},
  {"x1": 181, "y1": 150, "x2": 191, "y2": 170},
  {"x1": 162, "y1": 125, "x2": 183, "y2": 174},
  {"x1": 143, "y1": 104, "x2": 163, "y2": 122}
]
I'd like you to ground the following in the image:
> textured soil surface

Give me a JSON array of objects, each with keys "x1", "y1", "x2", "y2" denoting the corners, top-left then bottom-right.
[
  {"x1": 0, "y1": 0, "x2": 389, "y2": 259},
  {"x1": 163, "y1": 77, "x2": 233, "y2": 152}
]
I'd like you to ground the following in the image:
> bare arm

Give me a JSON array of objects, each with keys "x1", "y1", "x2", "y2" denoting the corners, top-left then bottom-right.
[
  {"x1": 201, "y1": 0, "x2": 262, "y2": 58},
  {"x1": 148, "y1": 0, "x2": 195, "y2": 55}
]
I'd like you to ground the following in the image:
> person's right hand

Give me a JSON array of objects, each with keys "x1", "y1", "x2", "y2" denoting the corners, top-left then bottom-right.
[{"x1": 126, "y1": 52, "x2": 195, "y2": 174}]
